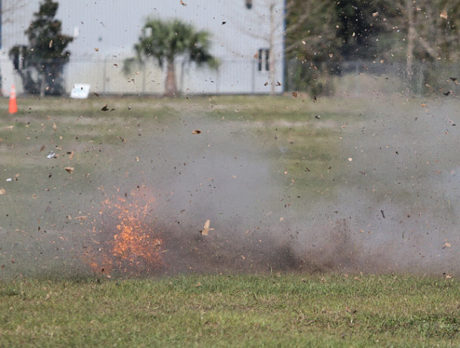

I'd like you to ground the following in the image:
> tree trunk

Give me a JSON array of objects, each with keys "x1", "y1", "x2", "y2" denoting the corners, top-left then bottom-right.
[
  {"x1": 164, "y1": 59, "x2": 177, "y2": 97},
  {"x1": 40, "y1": 74, "x2": 46, "y2": 97},
  {"x1": 406, "y1": 0, "x2": 415, "y2": 83}
]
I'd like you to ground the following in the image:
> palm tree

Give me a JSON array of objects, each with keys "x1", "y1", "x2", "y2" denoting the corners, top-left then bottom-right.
[{"x1": 125, "y1": 19, "x2": 217, "y2": 96}]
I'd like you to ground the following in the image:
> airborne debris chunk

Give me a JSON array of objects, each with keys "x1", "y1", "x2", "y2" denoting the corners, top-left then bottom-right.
[
  {"x1": 442, "y1": 242, "x2": 452, "y2": 249},
  {"x1": 101, "y1": 104, "x2": 109, "y2": 111},
  {"x1": 192, "y1": 130, "x2": 202, "y2": 134},
  {"x1": 440, "y1": 9, "x2": 448, "y2": 19},
  {"x1": 201, "y1": 219, "x2": 214, "y2": 236},
  {"x1": 46, "y1": 152, "x2": 56, "y2": 159},
  {"x1": 64, "y1": 167, "x2": 74, "y2": 174}
]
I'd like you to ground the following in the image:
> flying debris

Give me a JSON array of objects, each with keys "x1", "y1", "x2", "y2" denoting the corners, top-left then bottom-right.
[
  {"x1": 201, "y1": 219, "x2": 214, "y2": 236},
  {"x1": 440, "y1": 9, "x2": 448, "y2": 20}
]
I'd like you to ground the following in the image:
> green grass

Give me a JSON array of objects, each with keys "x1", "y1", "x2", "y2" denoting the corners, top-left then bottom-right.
[
  {"x1": 0, "y1": 274, "x2": 459, "y2": 347},
  {"x1": 0, "y1": 95, "x2": 344, "y2": 230},
  {"x1": 1, "y1": 95, "x2": 460, "y2": 346}
]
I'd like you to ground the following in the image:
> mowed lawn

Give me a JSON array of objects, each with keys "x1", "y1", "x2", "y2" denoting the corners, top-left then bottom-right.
[
  {"x1": 0, "y1": 274, "x2": 459, "y2": 347},
  {"x1": 0, "y1": 95, "x2": 348, "y2": 277},
  {"x1": 1, "y1": 96, "x2": 460, "y2": 346}
]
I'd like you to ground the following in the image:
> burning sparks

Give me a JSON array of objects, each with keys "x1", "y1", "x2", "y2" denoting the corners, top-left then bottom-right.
[{"x1": 86, "y1": 187, "x2": 163, "y2": 276}]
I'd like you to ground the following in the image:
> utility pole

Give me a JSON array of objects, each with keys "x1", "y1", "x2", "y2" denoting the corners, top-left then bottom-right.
[
  {"x1": 0, "y1": 0, "x2": 3, "y2": 51},
  {"x1": 406, "y1": 0, "x2": 415, "y2": 83},
  {"x1": 269, "y1": 2, "x2": 276, "y2": 95},
  {"x1": 0, "y1": 0, "x2": 4, "y2": 95},
  {"x1": 282, "y1": 0, "x2": 286, "y2": 92}
]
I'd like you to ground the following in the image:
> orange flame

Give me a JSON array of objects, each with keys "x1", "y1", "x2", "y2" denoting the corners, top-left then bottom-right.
[{"x1": 86, "y1": 187, "x2": 163, "y2": 276}]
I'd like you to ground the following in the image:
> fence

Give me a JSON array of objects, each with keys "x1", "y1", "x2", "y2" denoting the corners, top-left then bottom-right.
[
  {"x1": 1, "y1": 54, "x2": 458, "y2": 97},
  {"x1": 285, "y1": 59, "x2": 460, "y2": 97},
  {"x1": 1, "y1": 55, "x2": 284, "y2": 96}
]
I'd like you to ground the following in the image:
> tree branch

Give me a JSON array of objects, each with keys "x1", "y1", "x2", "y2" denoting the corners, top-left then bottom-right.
[
  {"x1": 285, "y1": 39, "x2": 309, "y2": 54},
  {"x1": 284, "y1": 11, "x2": 310, "y2": 35},
  {"x1": 416, "y1": 34, "x2": 438, "y2": 59}
]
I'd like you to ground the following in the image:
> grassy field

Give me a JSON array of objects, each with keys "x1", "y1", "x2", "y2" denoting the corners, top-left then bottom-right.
[
  {"x1": 0, "y1": 95, "x2": 460, "y2": 346},
  {"x1": 1, "y1": 274, "x2": 459, "y2": 347},
  {"x1": 0, "y1": 95, "x2": 353, "y2": 277},
  {"x1": 1, "y1": 94, "x2": 459, "y2": 275}
]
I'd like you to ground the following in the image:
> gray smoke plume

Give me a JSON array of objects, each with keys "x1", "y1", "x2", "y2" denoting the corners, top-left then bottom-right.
[{"x1": 1, "y1": 95, "x2": 459, "y2": 278}]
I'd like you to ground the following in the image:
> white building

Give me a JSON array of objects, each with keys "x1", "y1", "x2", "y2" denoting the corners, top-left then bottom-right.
[{"x1": 1, "y1": 0, "x2": 285, "y2": 95}]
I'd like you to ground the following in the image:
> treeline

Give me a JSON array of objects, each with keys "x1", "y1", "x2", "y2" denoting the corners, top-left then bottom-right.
[{"x1": 285, "y1": 0, "x2": 460, "y2": 94}]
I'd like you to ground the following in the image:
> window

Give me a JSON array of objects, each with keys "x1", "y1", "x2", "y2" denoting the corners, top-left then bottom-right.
[
  {"x1": 257, "y1": 48, "x2": 270, "y2": 71},
  {"x1": 245, "y1": 0, "x2": 252, "y2": 9},
  {"x1": 11, "y1": 45, "x2": 27, "y2": 70}
]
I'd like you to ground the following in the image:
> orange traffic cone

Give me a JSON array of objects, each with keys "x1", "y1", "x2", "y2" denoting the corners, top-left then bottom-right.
[{"x1": 9, "y1": 85, "x2": 18, "y2": 114}]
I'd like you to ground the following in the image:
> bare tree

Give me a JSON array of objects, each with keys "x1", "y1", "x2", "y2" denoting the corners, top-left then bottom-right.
[
  {"x1": 232, "y1": 0, "x2": 285, "y2": 95},
  {"x1": 381, "y1": 0, "x2": 460, "y2": 81},
  {"x1": 1, "y1": 0, "x2": 26, "y2": 25},
  {"x1": 284, "y1": 0, "x2": 338, "y2": 58},
  {"x1": 0, "y1": 1, "x2": 26, "y2": 95}
]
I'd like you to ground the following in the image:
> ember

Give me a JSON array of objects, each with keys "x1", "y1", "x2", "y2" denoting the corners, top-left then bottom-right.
[{"x1": 86, "y1": 187, "x2": 163, "y2": 276}]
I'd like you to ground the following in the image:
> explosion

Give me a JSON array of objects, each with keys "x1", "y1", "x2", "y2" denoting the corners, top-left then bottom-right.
[{"x1": 86, "y1": 186, "x2": 163, "y2": 276}]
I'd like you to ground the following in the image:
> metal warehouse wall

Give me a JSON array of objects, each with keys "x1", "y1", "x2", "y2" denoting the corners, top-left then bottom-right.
[{"x1": 2, "y1": 0, "x2": 285, "y2": 95}]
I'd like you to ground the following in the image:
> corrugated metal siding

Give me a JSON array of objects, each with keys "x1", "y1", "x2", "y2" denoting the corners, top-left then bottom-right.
[{"x1": 2, "y1": 1, "x2": 37, "y2": 49}]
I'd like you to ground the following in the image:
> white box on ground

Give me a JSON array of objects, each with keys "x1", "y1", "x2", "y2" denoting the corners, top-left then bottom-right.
[{"x1": 70, "y1": 84, "x2": 90, "y2": 99}]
